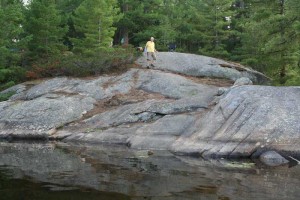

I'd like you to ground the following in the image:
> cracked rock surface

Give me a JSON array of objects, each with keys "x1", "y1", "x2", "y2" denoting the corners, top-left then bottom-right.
[
  {"x1": 171, "y1": 86, "x2": 300, "y2": 158},
  {"x1": 136, "y1": 52, "x2": 270, "y2": 84},
  {"x1": 0, "y1": 53, "x2": 299, "y2": 158}
]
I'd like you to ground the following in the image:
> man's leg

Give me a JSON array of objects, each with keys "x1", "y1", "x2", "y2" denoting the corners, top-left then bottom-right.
[
  {"x1": 146, "y1": 53, "x2": 151, "y2": 68},
  {"x1": 150, "y1": 53, "x2": 157, "y2": 67}
]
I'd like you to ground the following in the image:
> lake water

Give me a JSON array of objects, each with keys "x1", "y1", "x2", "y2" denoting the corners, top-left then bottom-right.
[{"x1": 0, "y1": 141, "x2": 299, "y2": 200}]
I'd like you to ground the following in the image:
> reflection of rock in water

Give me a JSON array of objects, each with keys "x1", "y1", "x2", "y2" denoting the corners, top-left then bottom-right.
[
  {"x1": 0, "y1": 142, "x2": 99, "y2": 190},
  {"x1": 0, "y1": 170, "x2": 130, "y2": 200},
  {"x1": 0, "y1": 142, "x2": 300, "y2": 200}
]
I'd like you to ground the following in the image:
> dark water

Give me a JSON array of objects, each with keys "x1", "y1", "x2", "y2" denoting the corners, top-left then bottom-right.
[{"x1": 0, "y1": 142, "x2": 299, "y2": 200}]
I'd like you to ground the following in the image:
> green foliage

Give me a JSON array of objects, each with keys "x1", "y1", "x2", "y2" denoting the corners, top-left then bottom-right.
[
  {"x1": 0, "y1": 0, "x2": 299, "y2": 87},
  {"x1": 26, "y1": 47, "x2": 138, "y2": 78},
  {"x1": 233, "y1": 0, "x2": 300, "y2": 85},
  {"x1": 71, "y1": 0, "x2": 121, "y2": 54},
  {"x1": 115, "y1": 0, "x2": 166, "y2": 47},
  {"x1": 0, "y1": 0, "x2": 28, "y2": 85},
  {"x1": 24, "y1": 0, "x2": 67, "y2": 59},
  {"x1": 0, "y1": 81, "x2": 15, "y2": 92},
  {"x1": 60, "y1": 48, "x2": 137, "y2": 76},
  {"x1": 0, "y1": 66, "x2": 26, "y2": 83},
  {"x1": 0, "y1": 91, "x2": 15, "y2": 102},
  {"x1": 284, "y1": 69, "x2": 300, "y2": 86}
]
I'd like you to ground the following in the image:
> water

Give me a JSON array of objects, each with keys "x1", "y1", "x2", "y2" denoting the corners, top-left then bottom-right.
[{"x1": 0, "y1": 141, "x2": 299, "y2": 200}]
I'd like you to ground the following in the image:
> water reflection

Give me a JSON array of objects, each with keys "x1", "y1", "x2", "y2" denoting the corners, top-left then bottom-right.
[{"x1": 0, "y1": 142, "x2": 299, "y2": 200}]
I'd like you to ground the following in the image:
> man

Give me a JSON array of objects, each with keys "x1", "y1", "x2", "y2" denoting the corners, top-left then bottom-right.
[{"x1": 145, "y1": 37, "x2": 158, "y2": 68}]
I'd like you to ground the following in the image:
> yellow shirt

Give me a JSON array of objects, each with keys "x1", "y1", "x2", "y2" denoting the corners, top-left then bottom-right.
[{"x1": 146, "y1": 41, "x2": 155, "y2": 52}]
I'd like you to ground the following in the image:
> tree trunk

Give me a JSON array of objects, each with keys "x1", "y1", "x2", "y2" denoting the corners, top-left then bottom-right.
[
  {"x1": 279, "y1": 0, "x2": 286, "y2": 79},
  {"x1": 122, "y1": 3, "x2": 129, "y2": 46}
]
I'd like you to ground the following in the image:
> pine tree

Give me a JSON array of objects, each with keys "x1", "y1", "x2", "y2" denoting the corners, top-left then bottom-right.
[
  {"x1": 24, "y1": 0, "x2": 67, "y2": 59},
  {"x1": 0, "y1": 0, "x2": 27, "y2": 67},
  {"x1": 115, "y1": 0, "x2": 165, "y2": 48},
  {"x1": 71, "y1": 0, "x2": 120, "y2": 54},
  {"x1": 160, "y1": 0, "x2": 235, "y2": 57},
  {"x1": 0, "y1": 0, "x2": 28, "y2": 87},
  {"x1": 197, "y1": 0, "x2": 235, "y2": 58},
  {"x1": 55, "y1": 0, "x2": 84, "y2": 50},
  {"x1": 236, "y1": 0, "x2": 300, "y2": 84}
]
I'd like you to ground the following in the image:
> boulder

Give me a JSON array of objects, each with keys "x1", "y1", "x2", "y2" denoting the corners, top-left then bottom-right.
[
  {"x1": 217, "y1": 87, "x2": 229, "y2": 96},
  {"x1": 136, "y1": 52, "x2": 270, "y2": 84},
  {"x1": 259, "y1": 151, "x2": 289, "y2": 167},
  {"x1": 233, "y1": 77, "x2": 253, "y2": 86}
]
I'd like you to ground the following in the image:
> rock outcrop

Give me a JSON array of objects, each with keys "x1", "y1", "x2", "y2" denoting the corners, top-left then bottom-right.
[
  {"x1": 259, "y1": 151, "x2": 289, "y2": 167},
  {"x1": 0, "y1": 52, "x2": 299, "y2": 159},
  {"x1": 136, "y1": 52, "x2": 270, "y2": 84},
  {"x1": 171, "y1": 86, "x2": 300, "y2": 158},
  {"x1": 0, "y1": 68, "x2": 218, "y2": 138}
]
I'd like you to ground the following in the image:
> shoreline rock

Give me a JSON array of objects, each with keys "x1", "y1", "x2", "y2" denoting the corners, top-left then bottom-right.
[
  {"x1": 259, "y1": 151, "x2": 289, "y2": 167},
  {"x1": 0, "y1": 53, "x2": 299, "y2": 160}
]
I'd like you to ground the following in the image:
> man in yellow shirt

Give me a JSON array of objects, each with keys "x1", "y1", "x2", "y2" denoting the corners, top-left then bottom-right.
[{"x1": 145, "y1": 37, "x2": 158, "y2": 68}]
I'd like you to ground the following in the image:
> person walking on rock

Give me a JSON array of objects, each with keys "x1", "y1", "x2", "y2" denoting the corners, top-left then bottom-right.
[{"x1": 145, "y1": 37, "x2": 158, "y2": 68}]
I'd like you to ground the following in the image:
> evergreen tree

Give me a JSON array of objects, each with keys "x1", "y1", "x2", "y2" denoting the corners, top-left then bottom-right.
[
  {"x1": 71, "y1": 0, "x2": 120, "y2": 54},
  {"x1": 24, "y1": 0, "x2": 67, "y2": 59},
  {"x1": 55, "y1": 0, "x2": 84, "y2": 50},
  {"x1": 115, "y1": 0, "x2": 165, "y2": 47},
  {"x1": 0, "y1": 0, "x2": 28, "y2": 87},
  {"x1": 236, "y1": 0, "x2": 300, "y2": 84},
  {"x1": 198, "y1": 0, "x2": 235, "y2": 58},
  {"x1": 0, "y1": 0, "x2": 298, "y2": 86}
]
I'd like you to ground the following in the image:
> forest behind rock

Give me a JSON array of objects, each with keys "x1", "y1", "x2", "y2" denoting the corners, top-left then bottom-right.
[{"x1": 1, "y1": 0, "x2": 300, "y2": 97}]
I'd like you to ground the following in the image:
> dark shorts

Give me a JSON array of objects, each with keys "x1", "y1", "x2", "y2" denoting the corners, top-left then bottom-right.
[{"x1": 147, "y1": 52, "x2": 156, "y2": 61}]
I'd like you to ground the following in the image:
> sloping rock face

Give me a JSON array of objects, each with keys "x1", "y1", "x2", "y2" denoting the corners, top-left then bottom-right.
[
  {"x1": 0, "y1": 68, "x2": 218, "y2": 141},
  {"x1": 136, "y1": 52, "x2": 269, "y2": 84},
  {"x1": 172, "y1": 86, "x2": 300, "y2": 158},
  {"x1": 0, "y1": 53, "x2": 298, "y2": 158},
  {"x1": 0, "y1": 95, "x2": 95, "y2": 138}
]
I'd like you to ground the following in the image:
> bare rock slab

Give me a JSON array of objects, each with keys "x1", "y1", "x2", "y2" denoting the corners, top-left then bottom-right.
[
  {"x1": 136, "y1": 52, "x2": 269, "y2": 84},
  {"x1": 0, "y1": 95, "x2": 95, "y2": 138},
  {"x1": 128, "y1": 114, "x2": 197, "y2": 150},
  {"x1": 172, "y1": 86, "x2": 300, "y2": 158}
]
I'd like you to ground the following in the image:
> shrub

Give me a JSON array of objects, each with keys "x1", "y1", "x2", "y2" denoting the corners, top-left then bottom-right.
[
  {"x1": 26, "y1": 47, "x2": 139, "y2": 78},
  {"x1": 0, "y1": 66, "x2": 26, "y2": 92},
  {"x1": 0, "y1": 91, "x2": 15, "y2": 102},
  {"x1": 281, "y1": 67, "x2": 300, "y2": 86},
  {"x1": 0, "y1": 81, "x2": 15, "y2": 91},
  {"x1": 0, "y1": 66, "x2": 26, "y2": 83}
]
